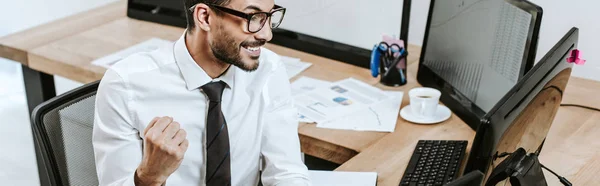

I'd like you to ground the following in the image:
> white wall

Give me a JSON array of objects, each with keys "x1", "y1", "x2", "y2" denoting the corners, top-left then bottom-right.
[
  {"x1": 406, "y1": 0, "x2": 600, "y2": 81},
  {"x1": 0, "y1": 0, "x2": 118, "y2": 95},
  {"x1": 0, "y1": 0, "x2": 117, "y2": 36},
  {"x1": 530, "y1": 0, "x2": 600, "y2": 81}
]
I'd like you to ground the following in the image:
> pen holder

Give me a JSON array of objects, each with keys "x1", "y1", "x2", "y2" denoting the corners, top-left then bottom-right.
[
  {"x1": 379, "y1": 56, "x2": 407, "y2": 86},
  {"x1": 370, "y1": 37, "x2": 409, "y2": 87}
]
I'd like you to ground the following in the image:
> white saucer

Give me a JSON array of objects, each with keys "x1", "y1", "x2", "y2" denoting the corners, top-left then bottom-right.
[{"x1": 400, "y1": 104, "x2": 451, "y2": 124}]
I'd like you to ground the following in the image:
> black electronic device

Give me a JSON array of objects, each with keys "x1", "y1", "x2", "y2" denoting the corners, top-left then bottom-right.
[
  {"x1": 445, "y1": 170, "x2": 484, "y2": 186},
  {"x1": 127, "y1": 0, "x2": 413, "y2": 69},
  {"x1": 464, "y1": 27, "x2": 578, "y2": 182},
  {"x1": 403, "y1": 27, "x2": 578, "y2": 185},
  {"x1": 399, "y1": 140, "x2": 468, "y2": 186},
  {"x1": 127, "y1": 0, "x2": 188, "y2": 28},
  {"x1": 417, "y1": 0, "x2": 543, "y2": 130},
  {"x1": 271, "y1": 0, "x2": 412, "y2": 68}
]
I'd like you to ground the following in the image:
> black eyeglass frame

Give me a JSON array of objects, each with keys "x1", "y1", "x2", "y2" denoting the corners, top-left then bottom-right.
[{"x1": 190, "y1": 4, "x2": 286, "y2": 33}]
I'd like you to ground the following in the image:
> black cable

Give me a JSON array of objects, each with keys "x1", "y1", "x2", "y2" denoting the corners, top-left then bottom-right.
[
  {"x1": 540, "y1": 163, "x2": 572, "y2": 186},
  {"x1": 534, "y1": 139, "x2": 545, "y2": 156},
  {"x1": 560, "y1": 103, "x2": 600, "y2": 112},
  {"x1": 497, "y1": 152, "x2": 512, "y2": 158}
]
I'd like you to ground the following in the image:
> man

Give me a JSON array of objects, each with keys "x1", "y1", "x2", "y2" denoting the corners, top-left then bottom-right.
[{"x1": 92, "y1": 0, "x2": 310, "y2": 185}]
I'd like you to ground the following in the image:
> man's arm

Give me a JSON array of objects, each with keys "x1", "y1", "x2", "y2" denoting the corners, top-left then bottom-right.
[
  {"x1": 93, "y1": 69, "x2": 143, "y2": 186},
  {"x1": 93, "y1": 69, "x2": 189, "y2": 186},
  {"x1": 260, "y1": 60, "x2": 311, "y2": 186}
]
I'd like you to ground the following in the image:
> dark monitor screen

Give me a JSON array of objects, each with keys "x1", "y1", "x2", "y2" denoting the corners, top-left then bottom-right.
[
  {"x1": 132, "y1": 0, "x2": 184, "y2": 11},
  {"x1": 417, "y1": 0, "x2": 542, "y2": 129},
  {"x1": 127, "y1": 0, "x2": 413, "y2": 68},
  {"x1": 464, "y1": 27, "x2": 578, "y2": 181},
  {"x1": 128, "y1": 0, "x2": 187, "y2": 28}
]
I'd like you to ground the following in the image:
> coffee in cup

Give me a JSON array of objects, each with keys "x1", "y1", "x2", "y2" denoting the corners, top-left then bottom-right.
[{"x1": 408, "y1": 87, "x2": 442, "y2": 119}]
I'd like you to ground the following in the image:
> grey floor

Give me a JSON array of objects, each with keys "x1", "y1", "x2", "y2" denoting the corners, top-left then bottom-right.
[{"x1": 0, "y1": 0, "x2": 117, "y2": 185}]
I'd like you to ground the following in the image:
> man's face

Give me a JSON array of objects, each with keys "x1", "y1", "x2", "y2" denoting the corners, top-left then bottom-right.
[{"x1": 209, "y1": 0, "x2": 275, "y2": 72}]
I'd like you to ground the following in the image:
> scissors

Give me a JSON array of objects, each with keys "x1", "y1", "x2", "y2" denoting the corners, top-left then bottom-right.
[{"x1": 377, "y1": 42, "x2": 403, "y2": 67}]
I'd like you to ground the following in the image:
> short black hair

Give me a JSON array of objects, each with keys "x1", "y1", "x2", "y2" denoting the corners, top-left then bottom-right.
[{"x1": 184, "y1": 0, "x2": 231, "y2": 30}]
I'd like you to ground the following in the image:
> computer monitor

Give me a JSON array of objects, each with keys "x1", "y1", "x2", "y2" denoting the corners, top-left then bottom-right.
[
  {"x1": 127, "y1": 0, "x2": 413, "y2": 68},
  {"x1": 271, "y1": 0, "x2": 412, "y2": 68},
  {"x1": 128, "y1": 0, "x2": 188, "y2": 28},
  {"x1": 417, "y1": 0, "x2": 542, "y2": 130},
  {"x1": 463, "y1": 27, "x2": 578, "y2": 182}
]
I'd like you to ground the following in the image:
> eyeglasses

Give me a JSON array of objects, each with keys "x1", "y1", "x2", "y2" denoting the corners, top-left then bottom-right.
[{"x1": 189, "y1": 4, "x2": 286, "y2": 33}]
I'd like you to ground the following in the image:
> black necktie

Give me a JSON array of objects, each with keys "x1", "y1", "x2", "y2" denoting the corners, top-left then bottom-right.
[{"x1": 201, "y1": 81, "x2": 231, "y2": 186}]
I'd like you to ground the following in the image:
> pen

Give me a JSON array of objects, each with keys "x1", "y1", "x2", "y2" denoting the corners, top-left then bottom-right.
[
  {"x1": 383, "y1": 50, "x2": 408, "y2": 77},
  {"x1": 398, "y1": 64, "x2": 406, "y2": 84},
  {"x1": 371, "y1": 45, "x2": 381, "y2": 77}
]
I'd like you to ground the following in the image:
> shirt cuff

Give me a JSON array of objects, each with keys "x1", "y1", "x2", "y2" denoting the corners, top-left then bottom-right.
[{"x1": 123, "y1": 171, "x2": 136, "y2": 186}]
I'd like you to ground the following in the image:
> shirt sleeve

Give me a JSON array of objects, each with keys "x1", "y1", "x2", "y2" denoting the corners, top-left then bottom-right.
[
  {"x1": 92, "y1": 69, "x2": 141, "y2": 186},
  {"x1": 260, "y1": 59, "x2": 311, "y2": 186}
]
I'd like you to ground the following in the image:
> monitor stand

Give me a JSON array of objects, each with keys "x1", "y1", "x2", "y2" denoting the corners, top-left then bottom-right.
[{"x1": 485, "y1": 148, "x2": 547, "y2": 186}]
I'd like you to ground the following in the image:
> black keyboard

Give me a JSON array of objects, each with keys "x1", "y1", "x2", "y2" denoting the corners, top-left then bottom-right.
[{"x1": 399, "y1": 140, "x2": 468, "y2": 186}]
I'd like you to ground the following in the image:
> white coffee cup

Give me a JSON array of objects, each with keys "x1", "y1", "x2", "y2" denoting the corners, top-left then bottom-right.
[{"x1": 408, "y1": 87, "x2": 442, "y2": 119}]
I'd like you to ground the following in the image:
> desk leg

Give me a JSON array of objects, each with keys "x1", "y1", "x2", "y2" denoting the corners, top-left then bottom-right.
[
  {"x1": 22, "y1": 64, "x2": 55, "y2": 186},
  {"x1": 22, "y1": 65, "x2": 56, "y2": 113}
]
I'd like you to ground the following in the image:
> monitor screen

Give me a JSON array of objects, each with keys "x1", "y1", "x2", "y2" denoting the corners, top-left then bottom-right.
[
  {"x1": 275, "y1": 0, "x2": 404, "y2": 50},
  {"x1": 421, "y1": 0, "x2": 535, "y2": 112},
  {"x1": 132, "y1": 0, "x2": 184, "y2": 11}
]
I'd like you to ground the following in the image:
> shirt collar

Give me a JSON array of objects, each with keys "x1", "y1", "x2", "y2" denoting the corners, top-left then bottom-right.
[{"x1": 174, "y1": 32, "x2": 235, "y2": 90}]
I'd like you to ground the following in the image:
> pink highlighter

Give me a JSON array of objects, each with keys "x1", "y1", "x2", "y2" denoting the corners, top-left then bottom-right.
[{"x1": 566, "y1": 49, "x2": 586, "y2": 65}]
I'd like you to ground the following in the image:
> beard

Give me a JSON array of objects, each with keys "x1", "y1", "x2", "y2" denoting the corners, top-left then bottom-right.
[{"x1": 210, "y1": 26, "x2": 264, "y2": 72}]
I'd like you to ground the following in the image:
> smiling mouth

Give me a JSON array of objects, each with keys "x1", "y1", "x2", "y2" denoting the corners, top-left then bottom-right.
[
  {"x1": 243, "y1": 46, "x2": 260, "y2": 51},
  {"x1": 242, "y1": 44, "x2": 262, "y2": 58}
]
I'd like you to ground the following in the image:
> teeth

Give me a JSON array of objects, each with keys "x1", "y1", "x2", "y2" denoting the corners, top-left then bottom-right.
[{"x1": 246, "y1": 47, "x2": 259, "y2": 52}]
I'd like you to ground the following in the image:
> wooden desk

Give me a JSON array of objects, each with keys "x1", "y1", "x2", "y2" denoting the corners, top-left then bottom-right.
[{"x1": 1, "y1": 1, "x2": 599, "y2": 186}]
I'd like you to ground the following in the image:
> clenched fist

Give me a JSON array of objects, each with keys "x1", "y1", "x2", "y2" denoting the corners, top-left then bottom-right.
[{"x1": 135, "y1": 116, "x2": 189, "y2": 186}]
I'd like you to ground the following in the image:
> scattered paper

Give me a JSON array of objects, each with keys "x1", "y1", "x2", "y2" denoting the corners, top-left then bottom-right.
[
  {"x1": 309, "y1": 170, "x2": 377, "y2": 186},
  {"x1": 316, "y1": 91, "x2": 403, "y2": 132},
  {"x1": 281, "y1": 56, "x2": 312, "y2": 79},
  {"x1": 294, "y1": 78, "x2": 391, "y2": 124},
  {"x1": 280, "y1": 55, "x2": 301, "y2": 62},
  {"x1": 291, "y1": 77, "x2": 332, "y2": 123},
  {"x1": 291, "y1": 76, "x2": 332, "y2": 96},
  {"x1": 92, "y1": 38, "x2": 173, "y2": 68}
]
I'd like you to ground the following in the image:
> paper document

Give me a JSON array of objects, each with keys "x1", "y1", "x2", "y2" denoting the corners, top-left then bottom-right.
[
  {"x1": 294, "y1": 78, "x2": 390, "y2": 123},
  {"x1": 92, "y1": 38, "x2": 173, "y2": 68},
  {"x1": 281, "y1": 56, "x2": 312, "y2": 79},
  {"x1": 317, "y1": 91, "x2": 403, "y2": 132},
  {"x1": 309, "y1": 170, "x2": 377, "y2": 186},
  {"x1": 291, "y1": 76, "x2": 331, "y2": 96},
  {"x1": 280, "y1": 55, "x2": 301, "y2": 62},
  {"x1": 291, "y1": 77, "x2": 332, "y2": 123}
]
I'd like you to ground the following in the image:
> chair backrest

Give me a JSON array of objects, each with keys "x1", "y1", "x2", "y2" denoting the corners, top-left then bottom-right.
[{"x1": 31, "y1": 81, "x2": 100, "y2": 186}]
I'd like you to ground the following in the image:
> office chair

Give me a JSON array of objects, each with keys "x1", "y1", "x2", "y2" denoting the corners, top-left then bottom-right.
[{"x1": 31, "y1": 81, "x2": 100, "y2": 186}]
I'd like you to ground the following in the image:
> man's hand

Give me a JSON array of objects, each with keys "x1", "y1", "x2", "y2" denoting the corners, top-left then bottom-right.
[{"x1": 135, "y1": 116, "x2": 189, "y2": 186}]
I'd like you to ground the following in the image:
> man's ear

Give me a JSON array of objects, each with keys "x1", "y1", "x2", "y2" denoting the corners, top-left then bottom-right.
[{"x1": 193, "y1": 4, "x2": 211, "y2": 31}]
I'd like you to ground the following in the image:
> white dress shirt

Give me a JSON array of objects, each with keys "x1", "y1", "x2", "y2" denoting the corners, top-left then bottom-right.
[{"x1": 92, "y1": 32, "x2": 310, "y2": 186}]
